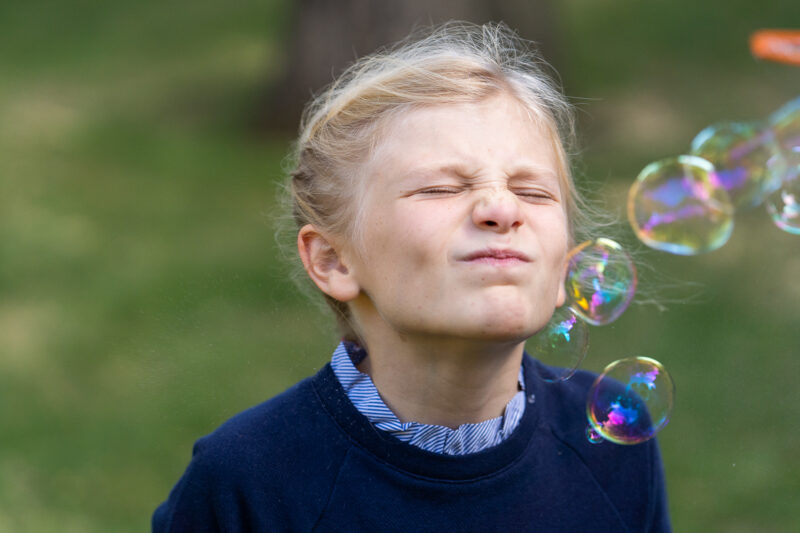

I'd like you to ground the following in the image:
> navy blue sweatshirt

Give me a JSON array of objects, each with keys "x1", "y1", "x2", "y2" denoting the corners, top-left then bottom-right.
[{"x1": 153, "y1": 355, "x2": 671, "y2": 532}]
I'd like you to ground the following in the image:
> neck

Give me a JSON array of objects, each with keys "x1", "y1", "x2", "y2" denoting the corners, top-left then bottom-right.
[{"x1": 355, "y1": 329, "x2": 525, "y2": 430}]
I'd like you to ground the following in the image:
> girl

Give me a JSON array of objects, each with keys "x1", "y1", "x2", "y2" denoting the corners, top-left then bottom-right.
[{"x1": 154, "y1": 22, "x2": 670, "y2": 532}]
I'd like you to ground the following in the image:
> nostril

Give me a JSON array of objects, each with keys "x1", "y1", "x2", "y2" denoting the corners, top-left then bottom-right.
[{"x1": 485, "y1": 221, "x2": 497, "y2": 227}]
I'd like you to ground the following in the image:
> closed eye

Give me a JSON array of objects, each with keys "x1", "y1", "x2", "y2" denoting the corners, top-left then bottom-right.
[
  {"x1": 416, "y1": 186, "x2": 463, "y2": 195},
  {"x1": 513, "y1": 189, "x2": 558, "y2": 202}
]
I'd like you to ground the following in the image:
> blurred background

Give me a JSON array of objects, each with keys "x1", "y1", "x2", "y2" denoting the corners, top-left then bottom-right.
[{"x1": 1, "y1": 1, "x2": 798, "y2": 531}]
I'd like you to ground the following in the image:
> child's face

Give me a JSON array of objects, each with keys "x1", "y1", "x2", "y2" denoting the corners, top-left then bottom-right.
[{"x1": 343, "y1": 93, "x2": 569, "y2": 343}]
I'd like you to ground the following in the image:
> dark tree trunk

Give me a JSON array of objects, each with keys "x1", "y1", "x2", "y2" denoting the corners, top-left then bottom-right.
[{"x1": 257, "y1": 0, "x2": 559, "y2": 133}]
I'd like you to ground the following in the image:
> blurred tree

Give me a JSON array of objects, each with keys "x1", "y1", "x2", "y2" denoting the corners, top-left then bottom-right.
[{"x1": 258, "y1": 0, "x2": 558, "y2": 132}]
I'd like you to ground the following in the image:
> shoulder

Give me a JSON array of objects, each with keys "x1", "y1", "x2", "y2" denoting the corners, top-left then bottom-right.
[
  {"x1": 153, "y1": 367, "x2": 353, "y2": 532},
  {"x1": 193, "y1": 370, "x2": 353, "y2": 488},
  {"x1": 197, "y1": 374, "x2": 330, "y2": 460},
  {"x1": 527, "y1": 357, "x2": 671, "y2": 531},
  {"x1": 533, "y1": 364, "x2": 598, "y2": 433},
  {"x1": 533, "y1": 362, "x2": 661, "y2": 473}
]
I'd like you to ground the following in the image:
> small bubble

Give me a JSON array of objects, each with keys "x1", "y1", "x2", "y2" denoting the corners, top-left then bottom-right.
[
  {"x1": 690, "y1": 121, "x2": 784, "y2": 210},
  {"x1": 585, "y1": 426, "x2": 604, "y2": 444},
  {"x1": 765, "y1": 148, "x2": 800, "y2": 235},
  {"x1": 527, "y1": 306, "x2": 588, "y2": 382},
  {"x1": 527, "y1": 393, "x2": 536, "y2": 404},
  {"x1": 770, "y1": 96, "x2": 800, "y2": 153},
  {"x1": 565, "y1": 238, "x2": 636, "y2": 325}
]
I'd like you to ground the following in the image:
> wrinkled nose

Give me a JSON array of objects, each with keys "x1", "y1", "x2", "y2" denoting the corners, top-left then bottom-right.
[{"x1": 471, "y1": 189, "x2": 523, "y2": 232}]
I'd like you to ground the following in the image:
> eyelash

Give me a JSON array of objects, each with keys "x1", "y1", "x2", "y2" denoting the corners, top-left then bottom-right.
[
  {"x1": 513, "y1": 189, "x2": 555, "y2": 200},
  {"x1": 418, "y1": 187, "x2": 461, "y2": 194},
  {"x1": 418, "y1": 187, "x2": 555, "y2": 199}
]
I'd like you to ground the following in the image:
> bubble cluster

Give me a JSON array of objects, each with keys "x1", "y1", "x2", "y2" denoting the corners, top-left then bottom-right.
[
  {"x1": 562, "y1": 95, "x2": 800, "y2": 449},
  {"x1": 565, "y1": 238, "x2": 637, "y2": 326},
  {"x1": 690, "y1": 122, "x2": 784, "y2": 209},
  {"x1": 527, "y1": 306, "x2": 588, "y2": 382},
  {"x1": 627, "y1": 156, "x2": 734, "y2": 255},
  {"x1": 586, "y1": 357, "x2": 675, "y2": 445},
  {"x1": 628, "y1": 96, "x2": 800, "y2": 254}
]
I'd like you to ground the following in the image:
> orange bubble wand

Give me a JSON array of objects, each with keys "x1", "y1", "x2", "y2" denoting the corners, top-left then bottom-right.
[{"x1": 750, "y1": 29, "x2": 800, "y2": 66}]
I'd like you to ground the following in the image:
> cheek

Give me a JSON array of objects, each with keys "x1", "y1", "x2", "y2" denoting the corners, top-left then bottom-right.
[
  {"x1": 541, "y1": 211, "x2": 569, "y2": 254},
  {"x1": 373, "y1": 204, "x2": 454, "y2": 253},
  {"x1": 541, "y1": 216, "x2": 569, "y2": 284}
]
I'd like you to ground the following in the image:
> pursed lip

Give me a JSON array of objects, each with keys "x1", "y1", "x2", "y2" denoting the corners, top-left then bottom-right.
[{"x1": 461, "y1": 248, "x2": 531, "y2": 263}]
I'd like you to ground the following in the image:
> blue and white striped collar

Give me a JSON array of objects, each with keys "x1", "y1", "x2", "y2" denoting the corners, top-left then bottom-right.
[{"x1": 330, "y1": 341, "x2": 526, "y2": 456}]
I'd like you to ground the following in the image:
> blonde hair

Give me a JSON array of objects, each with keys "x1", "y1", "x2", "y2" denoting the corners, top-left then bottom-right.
[{"x1": 284, "y1": 21, "x2": 597, "y2": 341}]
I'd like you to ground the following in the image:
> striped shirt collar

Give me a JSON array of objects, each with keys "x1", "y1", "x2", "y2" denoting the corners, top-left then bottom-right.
[{"x1": 330, "y1": 341, "x2": 526, "y2": 456}]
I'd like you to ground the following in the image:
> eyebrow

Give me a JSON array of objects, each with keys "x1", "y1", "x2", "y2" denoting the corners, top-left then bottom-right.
[
  {"x1": 401, "y1": 164, "x2": 469, "y2": 181},
  {"x1": 402, "y1": 163, "x2": 559, "y2": 183}
]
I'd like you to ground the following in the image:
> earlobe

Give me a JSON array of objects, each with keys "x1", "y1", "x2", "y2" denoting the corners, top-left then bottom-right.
[
  {"x1": 556, "y1": 280, "x2": 567, "y2": 308},
  {"x1": 297, "y1": 225, "x2": 361, "y2": 302},
  {"x1": 556, "y1": 258, "x2": 568, "y2": 307}
]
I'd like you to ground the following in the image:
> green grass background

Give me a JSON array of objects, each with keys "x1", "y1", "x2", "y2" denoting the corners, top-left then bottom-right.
[{"x1": 1, "y1": 1, "x2": 799, "y2": 531}]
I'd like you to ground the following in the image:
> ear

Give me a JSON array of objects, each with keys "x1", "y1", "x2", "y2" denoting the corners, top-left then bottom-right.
[{"x1": 297, "y1": 224, "x2": 361, "y2": 302}]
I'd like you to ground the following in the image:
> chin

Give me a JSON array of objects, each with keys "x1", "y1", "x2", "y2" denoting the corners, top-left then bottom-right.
[
  {"x1": 460, "y1": 310, "x2": 541, "y2": 343},
  {"x1": 480, "y1": 299, "x2": 548, "y2": 329}
]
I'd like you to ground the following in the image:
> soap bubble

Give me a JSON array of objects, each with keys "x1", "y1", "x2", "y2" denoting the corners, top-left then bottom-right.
[
  {"x1": 765, "y1": 148, "x2": 800, "y2": 234},
  {"x1": 770, "y1": 96, "x2": 800, "y2": 153},
  {"x1": 586, "y1": 357, "x2": 675, "y2": 445},
  {"x1": 585, "y1": 426, "x2": 604, "y2": 444},
  {"x1": 628, "y1": 155, "x2": 734, "y2": 255},
  {"x1": 565, "y1": 238, "x2": 636, "y2": 326},
  {"x1": 690, "y1": 121, "x2": 784, "y2": 209},
  {"x1": 766, "y1": 184, "x2": 800, "y2": 234},
  {"x1": 527, "y1": 306, "x2": 588, "y2": 382}
]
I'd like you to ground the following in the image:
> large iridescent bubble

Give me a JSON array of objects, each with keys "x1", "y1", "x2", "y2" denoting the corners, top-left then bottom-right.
[
  {"x1": 586, "y1": 357, "x2": 675, "y2": 445},
  {"x1": 628, "y1": 155, "x2": 734, "y2": 255},
  {"x1": 690, "y1": 121, "x2": 784, "y2": 209},
  {"x1": 565, "y1": 238, "x2": 636, "y2": 326},
  {"x1": 770, "y1": 96, "x2": 800, "y2": 153},
  {"x1": 527, "y1": 306, "x2": 589, "y2": 382},
  {"x1": 765, "y1": 147, "x2": 800, "y2": 234}
]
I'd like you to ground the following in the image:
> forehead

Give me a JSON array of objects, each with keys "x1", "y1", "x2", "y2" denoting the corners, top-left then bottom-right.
[{"x1": 361, "y1": 94, "x2": 564, "y2": 187}]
